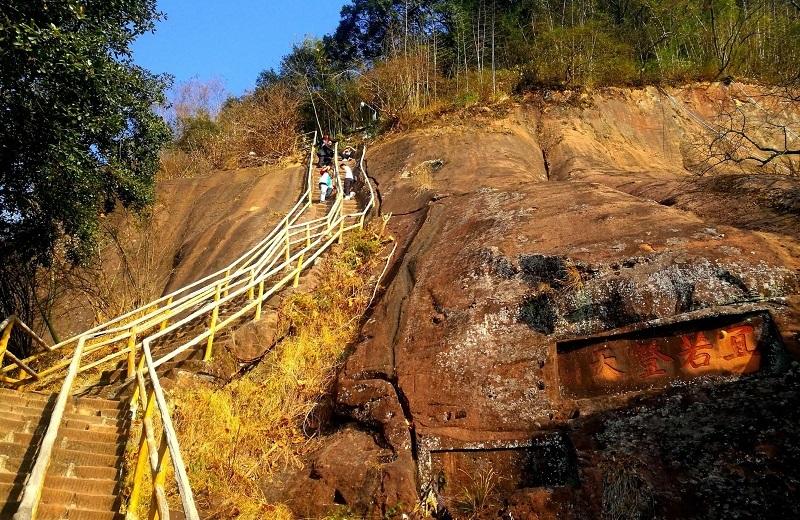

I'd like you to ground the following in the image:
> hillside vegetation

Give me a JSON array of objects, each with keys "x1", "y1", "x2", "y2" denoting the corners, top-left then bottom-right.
[
  {"x1": 258, "y1": 0, "x2": 800, "y2": 132},
  {"x1": 173, "y1": 0, "x2": 800, "y2": 182}
]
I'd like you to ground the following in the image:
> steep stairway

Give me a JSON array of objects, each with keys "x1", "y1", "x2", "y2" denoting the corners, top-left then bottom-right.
[
  {"x1": 74, "y1": 163, "x2": 362, "y2": 395},
  {"x1": 0, "y1": 156, "x2": 369, "y2": 519},
  {"x1": 0, "y1": 388, "x2": 128, "y2": 519},
  {"x1": 217, "y1": 166, "x2": 361, "y2": 364}
]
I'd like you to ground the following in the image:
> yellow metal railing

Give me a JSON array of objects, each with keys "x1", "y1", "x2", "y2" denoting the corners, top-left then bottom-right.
[{"x1": 5, "y1": 137, "x2": 377, "y2": 520}]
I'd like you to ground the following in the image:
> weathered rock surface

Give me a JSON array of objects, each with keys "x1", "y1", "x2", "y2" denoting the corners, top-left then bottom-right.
[
  {"x1": 49, "y1": 164, "x2": 305, "y2": 338},
  {"x1": 286, "y1": 85, "x2": 800, "y2": 519}
]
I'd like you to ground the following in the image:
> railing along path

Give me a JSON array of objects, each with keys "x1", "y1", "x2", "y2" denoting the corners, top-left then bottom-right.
[{"x1": 2, "y1": 136, "x2": 377, "y2": 520}]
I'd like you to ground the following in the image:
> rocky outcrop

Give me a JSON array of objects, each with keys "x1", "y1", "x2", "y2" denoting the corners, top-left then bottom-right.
[{"x1": 286, "y1": 85, "x2": 800, "y2": 519}]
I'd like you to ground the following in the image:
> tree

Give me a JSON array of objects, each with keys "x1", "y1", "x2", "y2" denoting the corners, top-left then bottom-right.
[{"x1": 0, "y1": 1, "x2": 171, "y2": 342}]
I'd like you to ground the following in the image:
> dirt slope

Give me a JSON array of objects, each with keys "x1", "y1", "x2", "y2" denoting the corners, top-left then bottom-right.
[
  {"x1": 48, "y1": 164, "x2": 305, "y2": 340},
  {"x1": 283, "y1": 84, "x2": 800, "y2": 519}
]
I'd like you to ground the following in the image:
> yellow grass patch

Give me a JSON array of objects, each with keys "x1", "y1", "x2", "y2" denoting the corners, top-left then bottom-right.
[{"x1": 167, "y1": 227, "x2": 384, "y2": 519}]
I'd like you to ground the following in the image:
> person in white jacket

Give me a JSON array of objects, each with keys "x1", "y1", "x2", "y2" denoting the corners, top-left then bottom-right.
[
  {"x1": 318, "y1": 167, "x2": 331, "y2": 203},
  {"x1": 342, "y1": 162, "x2": 355, "y2": 199}
]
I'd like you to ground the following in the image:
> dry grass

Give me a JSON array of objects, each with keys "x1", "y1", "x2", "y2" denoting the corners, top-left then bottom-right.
[
  {"x1": 166, "y1": 227, "x2": 384, "y2": 519},
  {"x1": 453, "y1": 467, "x2": 502, "y2": 518},
  {"x1": 404, "y1": 159, "x2": 444, "y2": 194},
  {"x1": 601, "y1": 457, "x2": 655, "y2": 520},
  {"x1": 158, "y1": 148, "x2": 214, "y2": 181}
]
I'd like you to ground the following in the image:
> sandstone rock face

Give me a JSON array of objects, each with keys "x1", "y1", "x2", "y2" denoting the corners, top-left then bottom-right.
[
  {"x1": 289, "y1": 85, "x2": 800, "y2": 519},
  {"x1": 49, "y1": 165, "x2": 305, "y2": 338}
]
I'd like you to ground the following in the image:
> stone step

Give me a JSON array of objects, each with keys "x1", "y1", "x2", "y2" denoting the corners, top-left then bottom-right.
[
  {"x1": 41, "y1": 488, "x2": 120, "y2": 512},
  {"x1": 46, "y1": 475, "x2": 120, "y2": 496},
  {"x1": 0, "y1": 480, "x2": 23, "y2": 505},
  {"x1": 0, "y1": 483, "x2": 120, "y2": 512},
  {"x1": 35, "y1": 502, "x2": 123, "y2": 520},
  {"x1": 0, "y1": 388, "x2": 52, "y2": 405},
  {"x1": 0, "y1": 389, "x2": 124, "y2": 413},
  {"x1": 0, "y1": 402, "x2": 127, "y2": 425},
  {"x1": 7, "y1": 432, "x2": 126, "y2": 457},
  {"x1": 0, "y1": 416, "x2": 124, "y2": 446},
  {"x1": 0, "y1": 410, "x2": 126, "y2": 435},
  {"x1": 47, "y1": 462, "x2": 120, "y2": 482},
  {"x1": 0, "y1": 471, "x2": 26, "y2": 486},
  {"x1": 0, "y1": 458, "x2": 120, "y2": 482},
  {"x1": 0, "y1": 443, "x2": 122, "y2": 473}
]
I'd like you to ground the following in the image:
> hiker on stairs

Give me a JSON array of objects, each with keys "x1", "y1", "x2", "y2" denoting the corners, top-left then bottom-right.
[
  {"x1": 319, "y1": 166, "x2": 331, "y2": 203},
  {"x1": 317, "y1": 134, "x2": 334, "y2": 166},
  {"x1": 343, "y1": 160, "x2": 356, "y2": 200}
]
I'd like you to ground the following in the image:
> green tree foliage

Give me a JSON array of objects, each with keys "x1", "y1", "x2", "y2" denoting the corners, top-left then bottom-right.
[
  {"x1": 0, "y1": 1, "x2": 171, "y2": 265},
  {"x1": 0, "y1": 1, "x2": 171, "y2": 337},
  {"x1": 258, "y1": 0, "x2": 800, "y2": 133}
]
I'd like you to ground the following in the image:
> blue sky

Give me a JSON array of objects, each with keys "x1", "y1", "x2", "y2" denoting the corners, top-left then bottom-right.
[{"x1": 132, "y1": 0, "x2": 349, "y2": 96}]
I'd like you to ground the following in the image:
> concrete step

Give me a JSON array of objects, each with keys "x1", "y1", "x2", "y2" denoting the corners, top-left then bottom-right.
[
  {"x1": 0, "y1": 402, "x2": 127, "y2": 426},
  {"x1": 43, "y1": 475, "x2": 120, "y2": 496},
  {"x1": 0, "y1": 410, "x2": 126, "y2": 435},
  {"x1": 41, "y1": 488, "x2": 120, "y2": 511},
  {"x1": 6, "y1": 432, "x2": 126, "y2": 457},
  {"x1": 36, "y1": 503, "x2": 123, "y2": 520},
  {"x1": 0, "y1": 443, "x2": 122, "y2": 473}
]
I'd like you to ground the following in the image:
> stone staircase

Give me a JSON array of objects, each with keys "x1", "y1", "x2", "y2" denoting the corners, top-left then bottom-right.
[
  {"x1": 0, "y1": 159, "x2": 368, "y2": 519},
  {"x1": 0, "y1": 388, "x2": 127, "y2": 520},
  {"x1": 75, "y1": 171, "x2": 360, "y2": 397}
]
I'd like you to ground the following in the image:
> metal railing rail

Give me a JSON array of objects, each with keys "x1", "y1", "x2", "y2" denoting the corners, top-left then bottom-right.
[
  {"x1": 6, "y1": 138, "x2": 377, "y2": 520},
  {"x1": 0, "y1": 136, "x2": 320, "y2": 386}
]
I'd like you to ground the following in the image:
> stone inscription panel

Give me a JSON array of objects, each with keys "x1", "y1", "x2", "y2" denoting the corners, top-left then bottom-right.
[{"x1": 558, "y1": 315, "x2": 765, "y2": 399}]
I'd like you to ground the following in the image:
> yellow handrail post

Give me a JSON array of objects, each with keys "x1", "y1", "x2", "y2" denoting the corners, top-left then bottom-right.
[
  {"x1": 127, "y1": 389, "x2": 156, "y2": 519},
  {"x1": 338, "y1": 215, "x2": 345, "y2": 243},
  {"x1": 293, "y1": 253, "x2": 304, "y2": 288},
  {"x1": 305, "y1": 223, "x2": 311, "y2": 247},
  {"x1": 159, "y1": 297, "x2": 173, "y2": 331},
  {"x1": 126, "y1": 428, "x2": 149, "y2": 519},
  {"x1": 0, "y1": 318, "x2": 13, "y2": 368},
  {"x1": 254, "y1": 280, "x2": 264, "y2": 322},
  {"x1": 204, "y1": 283, "x2": 221, "y2": 362},
  {"x1": 129, "y1": 356, "x2": 147, "y2": 417},
  {"x1": 247, "y1": 269, "x2": 255, "y2": 300},
  {"x1": 126, "y1": 327, "x2": 138, "y2": 379},
  {"x1": 150, "y1": 433, "x2": 170, "y2": 520}
]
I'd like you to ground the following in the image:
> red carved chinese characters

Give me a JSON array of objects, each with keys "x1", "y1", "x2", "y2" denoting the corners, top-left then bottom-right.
[
  {"x1": 679, "y1": 332, "x2": 713, "y2": 369},
  {"x1": 721, "y1": 325, "x2": 757, "y2": 360},
  {"x1": 633, "y1": 341, "x2": 674, "y2": 378},
  {"x1": 559, "y1": 319, "x2": 764, "y2": 399},
  {"x1": 591, "y1": 346, "x2": 624, "y2": 381}
]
